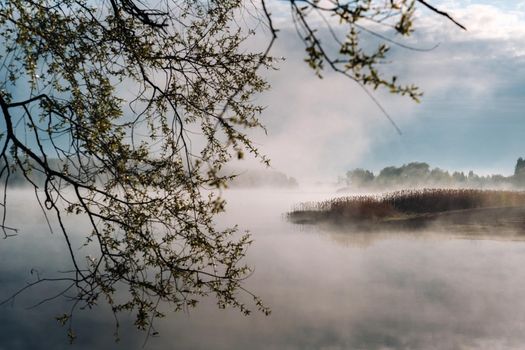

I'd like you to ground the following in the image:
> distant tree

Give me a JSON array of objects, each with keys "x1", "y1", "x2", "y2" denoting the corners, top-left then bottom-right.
[
  {"x1": 452, "y1": 171, "x2": 467, "y2": 183},
  {"x1": 226, "y1": 168, "x2": 299, "y2": 188},
  {"x1": 514, "y1": 157, "x2": 525, "y2": 185},
  {"x1": 378, "y1": 166, "x2": 403, "y2": 178},
  {"x1": 0, "y1": 0, "x2": 464, "y2": 341},
  {"x1": 429, "y1": 167, "x2": 451, "y2": 184},
  {"x1": 346, "y1": 168, "x2": 375, "y2": 187},
  {"x1": 515, "y1": 158, "x2": 525, "y2": 175},
  {"x1": 373, "y1": 162, "x2": 431, "y2": 187},
  {"x1": 490, "y1": 174, "x2": 508, "y2": 185},
  {"x1": 400, "y1": 162, "x2": 430, "y2": 184},
  {"x1": 376, "y1": 166, "x2": 403, "y2": 187}
]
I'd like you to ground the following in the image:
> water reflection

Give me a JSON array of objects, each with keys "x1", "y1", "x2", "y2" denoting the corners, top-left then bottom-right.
[{"x1": 2, "y1": 189, "x2": 525, "y2": 349}]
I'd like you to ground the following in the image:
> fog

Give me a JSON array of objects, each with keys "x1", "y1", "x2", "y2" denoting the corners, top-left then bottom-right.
[{"x1": 2, "y1": 189, "x2": 525, "y2": 349}]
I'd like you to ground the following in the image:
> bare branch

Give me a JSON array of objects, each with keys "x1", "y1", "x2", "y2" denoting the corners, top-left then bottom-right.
[{"x1": 417, "y1": 0, "x2": 467, "y2": 30}]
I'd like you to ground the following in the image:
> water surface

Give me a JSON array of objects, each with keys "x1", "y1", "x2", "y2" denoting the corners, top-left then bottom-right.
[{"x1": 2, "y1": 189, "x2": 525, "y2": 349}]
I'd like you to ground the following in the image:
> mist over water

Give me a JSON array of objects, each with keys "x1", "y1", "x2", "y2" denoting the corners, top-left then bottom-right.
[{"x1": 2, "y1": 188, "x2": 525, "y2": 349}]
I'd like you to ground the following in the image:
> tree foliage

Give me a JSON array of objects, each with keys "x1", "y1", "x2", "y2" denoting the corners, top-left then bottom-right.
[
  {"x1": 344, "y1": 160, "x2": 523, "y2": 189},
  {"x1": 0, "y1": 0, "x2": 463, "y2": 340}
]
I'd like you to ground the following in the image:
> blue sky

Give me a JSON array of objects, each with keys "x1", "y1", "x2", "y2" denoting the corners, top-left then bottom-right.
[{"x1": 254, "y1": 1, "x2": 525, "y2": 179}]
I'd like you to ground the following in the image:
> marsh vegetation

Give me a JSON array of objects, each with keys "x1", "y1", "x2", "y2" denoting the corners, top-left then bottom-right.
[{"x1": 288, "y1": 189, "x2": 525, "y2": 232}]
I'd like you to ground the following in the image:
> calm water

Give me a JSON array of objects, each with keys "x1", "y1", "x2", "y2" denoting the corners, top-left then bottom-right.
[{"x1": 2, "y1": 189, "x2": 525, "y2": 349}]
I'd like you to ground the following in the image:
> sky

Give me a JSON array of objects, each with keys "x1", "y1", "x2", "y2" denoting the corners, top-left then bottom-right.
[
  {"x1": 3, "y1": 1, "x2": 524, "y2": 184},
  {"x1": 247, "y1": 0, "x2": 525, "y2": 182}
]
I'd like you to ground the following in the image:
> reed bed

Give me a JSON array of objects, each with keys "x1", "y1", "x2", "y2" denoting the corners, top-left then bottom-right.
[{"x1": 289, "y1": 189, "x2": 525, "y2": 223}]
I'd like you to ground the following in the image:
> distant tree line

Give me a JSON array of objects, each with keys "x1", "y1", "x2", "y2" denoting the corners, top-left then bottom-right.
[
  {"x1": 1, "y1": 158, "x2": 299, "y2": 189},
  {"x1": 225, "y1": 168, "x2": 298, "y2": 189},
  {"x1": 342, "y1": 158, "x2": 525, "y2": 190}
]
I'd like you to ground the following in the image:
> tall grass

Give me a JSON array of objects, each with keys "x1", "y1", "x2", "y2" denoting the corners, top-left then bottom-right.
[{"x1": 289, "y1": 189, "x2": 525, "y2": 222}]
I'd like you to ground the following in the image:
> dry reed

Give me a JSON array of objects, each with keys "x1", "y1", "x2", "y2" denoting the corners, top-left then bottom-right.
[{"x1": 289, "y1": 189, "x2": 525, "y2": 222}]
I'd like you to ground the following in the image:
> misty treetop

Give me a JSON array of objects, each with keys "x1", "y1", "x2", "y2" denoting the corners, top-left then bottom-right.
[{"x1": 342, "y1": 158, "x2": 525, "y2": 190}]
